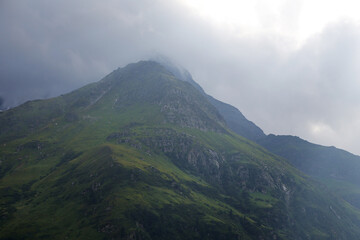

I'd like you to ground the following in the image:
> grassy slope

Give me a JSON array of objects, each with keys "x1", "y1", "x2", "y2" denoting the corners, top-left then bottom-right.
[
  {"x1": 1, "y1": 61, "x2": 360, "y2": 239},
  {"x1": 0, "y1": 113, "x2": 265, "y2": 239}
]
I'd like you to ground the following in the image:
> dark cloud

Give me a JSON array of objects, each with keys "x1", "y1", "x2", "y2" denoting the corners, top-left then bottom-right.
[
  {"x1": 0, "y1": 0, "x2": 220, "y2": 106},
  {"x1": 1, "y1": 0, "x2": 360, "y2": 154}
]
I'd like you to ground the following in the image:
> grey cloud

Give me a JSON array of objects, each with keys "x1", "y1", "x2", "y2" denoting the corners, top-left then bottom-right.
[
  {"x1": 0, "y1": 0, "x2": 221, "y2": 106},
  {"x1": 1, "y1": 1, "x2": 360, "y2": 154},
  {"x1": 209, "y1": 21, "x2": 360, "y2": 154}
]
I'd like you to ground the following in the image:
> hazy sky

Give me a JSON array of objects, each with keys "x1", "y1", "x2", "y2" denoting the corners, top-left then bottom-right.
[{"x1": 1, "y1": 0, "x2": 360, "y2": 154}]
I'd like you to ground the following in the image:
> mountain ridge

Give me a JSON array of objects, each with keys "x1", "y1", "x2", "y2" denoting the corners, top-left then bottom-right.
[{"x1": 1, "y1": 60, "x2": 360, "y2": 239}]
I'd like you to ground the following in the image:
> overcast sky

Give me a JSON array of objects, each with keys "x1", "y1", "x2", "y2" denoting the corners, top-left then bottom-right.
[{"x1": 1, "y1": 0, "x2": 360, "y2": 155}]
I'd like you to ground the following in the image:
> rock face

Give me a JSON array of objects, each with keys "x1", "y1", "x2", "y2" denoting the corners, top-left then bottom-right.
[
  {"x1": 107, "y1": 126, "x2": 294, "y2": 197},
  {"x1": 108, "y1": 127, "x2": 225, "y2": 182},
  {"x1": 1, "y1": 60, "x2": 360, "y2": 240}
]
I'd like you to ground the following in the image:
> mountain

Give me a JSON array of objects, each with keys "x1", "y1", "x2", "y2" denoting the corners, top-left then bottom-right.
[
  {"x1": 1, "y1": 61, "x2": 360, "y2": 239},
  {"x1": 257, "y1": 134, "x2": 360, "y2": 209}
]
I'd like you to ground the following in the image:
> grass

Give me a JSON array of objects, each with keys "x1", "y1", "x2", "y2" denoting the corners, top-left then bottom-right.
[
  {"x1": 2, "y1": 61, "x2": 360, "y2": 239},
  {"x1": 250, "y1": 192, "x2": 278, "y2": 208}
]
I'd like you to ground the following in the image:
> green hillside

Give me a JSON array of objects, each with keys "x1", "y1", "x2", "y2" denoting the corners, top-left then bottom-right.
[{"x1": 1, "y1": 61, "x2": 360, "y2": 239}]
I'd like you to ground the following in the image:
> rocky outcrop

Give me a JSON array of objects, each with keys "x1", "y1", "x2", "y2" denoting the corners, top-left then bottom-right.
[
  {"x1": 107, "y1": 127, "x2": 296, "y2": 197},
  {"x1": 158, "y1": 88, "x2": 225, "y2": 132},
  {"x1": 107, "y1": 128, "x2": 224, "y2": 181}
]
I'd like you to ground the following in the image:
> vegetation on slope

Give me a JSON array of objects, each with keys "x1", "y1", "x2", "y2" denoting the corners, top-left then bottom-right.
[
  {"x1": 258, "y1": 134, "x2": 360, "y2": 209},
  {"x1": 1, "y1": 61, "x2": 360, "y2": 239}
]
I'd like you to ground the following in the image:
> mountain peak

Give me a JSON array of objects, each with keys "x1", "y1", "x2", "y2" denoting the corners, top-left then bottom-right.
[
  {"x1": 80, "y1": 60, "x2": 227, "y2": 132},
  {"x1": 150, "y1": 55, "x2": 205, "y2": 93},
  {"x1": 146, "y1": 57, "x2": 266, "y2": 141},
  {"x1": 2, "y1": 60, "x2": 360, "y2": 239}
]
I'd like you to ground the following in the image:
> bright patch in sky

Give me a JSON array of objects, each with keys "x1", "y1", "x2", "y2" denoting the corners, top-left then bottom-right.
[
  {"x1": 309, "y1": 122, "x2": 334, "y2": 136},
  {"x1": 308, "y1": 121, "x2": 337, "y2": 147},
  {"x1": 180, "y1": 0, "x2": 360, "y2": 45}
]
